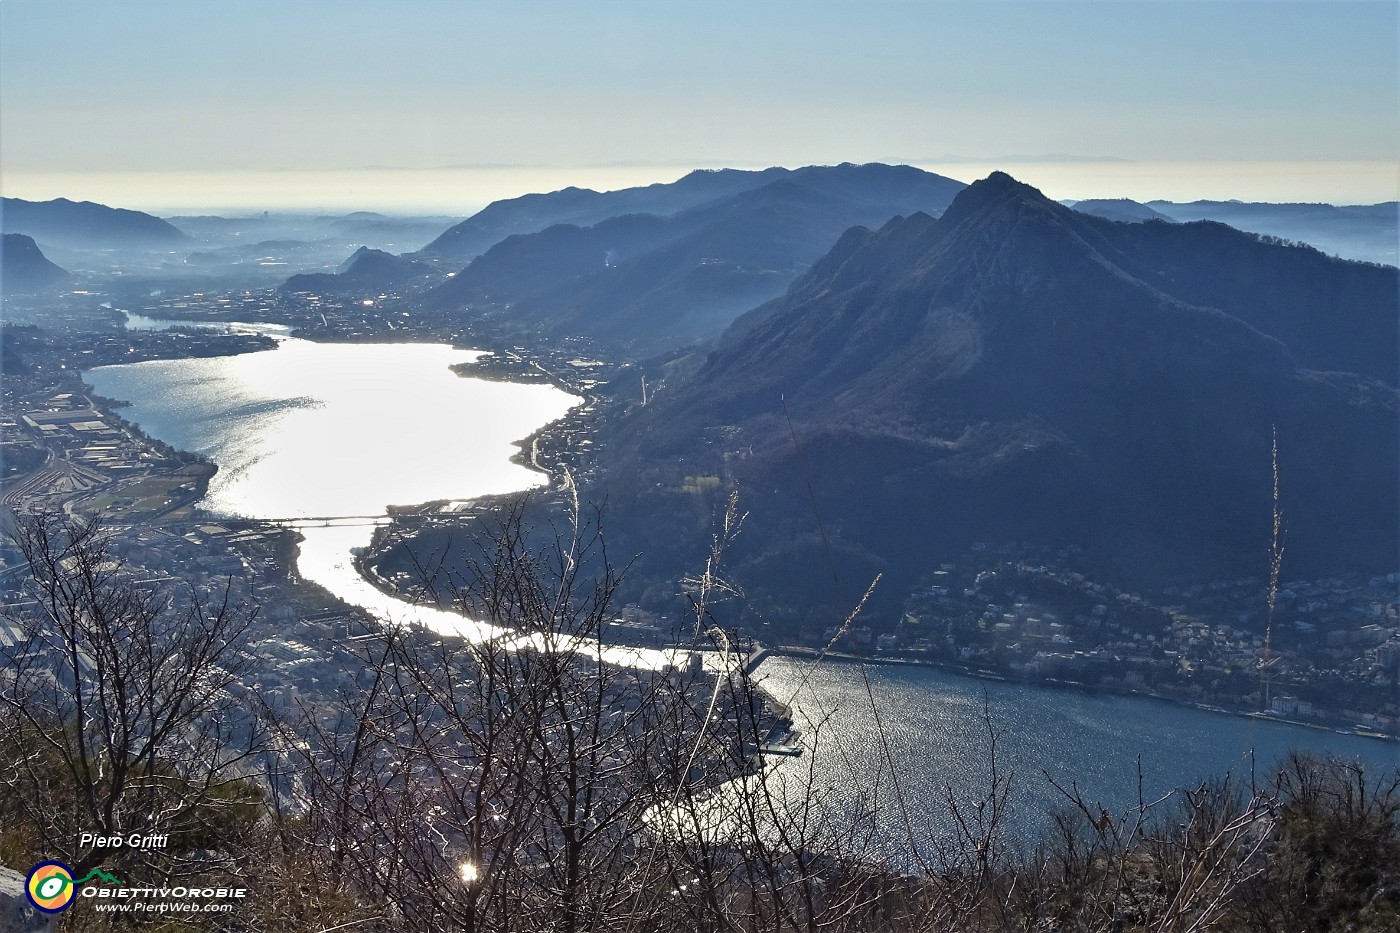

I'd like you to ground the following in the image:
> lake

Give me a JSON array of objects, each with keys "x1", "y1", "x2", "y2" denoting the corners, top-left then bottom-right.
[
  {"x1": 88, "y1": 336, "x2": 578, "y2": 642},
  {"x1": 749, "y1": 654, "x2": 1397, "y2": 853}
]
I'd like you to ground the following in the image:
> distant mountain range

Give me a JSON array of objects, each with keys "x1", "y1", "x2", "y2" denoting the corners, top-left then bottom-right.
[
  {"x1": 1070, "y1": 197, "x2": 1397, "y2": 267},
  {"x1": 1, "y1": 233, "x2": 71, "y2": 293},
  {"x1": 417, "y1": 166, "x2": 833, "y2": 263},
  {"x1": 425, "y1": 163, "x2": 967, "y2": 353},
  {"x1": 586, "y1": 173, "x2": 1397, "y2": 620},
  {"x1": 2, "y1": 197, "x2": 189, "y2": 250},
  {"x1": 172, "y1": 212, "x2": 458, "y2": 255},
  {"x1": 416, "y1": 163, "x2": 968, "y2": 263},
  {"x1": 1067, "y1": 198, "x2": 1176, "y2": 224}
]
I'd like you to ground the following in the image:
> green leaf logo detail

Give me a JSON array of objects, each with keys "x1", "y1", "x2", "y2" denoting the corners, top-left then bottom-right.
[{"x1": 74, "y1": 868, "x2": 123, "y2": 885}]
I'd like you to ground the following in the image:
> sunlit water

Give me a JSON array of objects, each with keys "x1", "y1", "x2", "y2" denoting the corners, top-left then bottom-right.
[
  {"x1": 740, "y1": 656, "x2": 1398, "y2": 854},
  {"x1": 91, "y1": 339, "x2": 551, "y2": 635},
  {"x1": 87, "y1": 336, "x2": 1397, "y2": 851},
  {"x1": 91, "y1": 338, "x2": 570, "y2": 518}
]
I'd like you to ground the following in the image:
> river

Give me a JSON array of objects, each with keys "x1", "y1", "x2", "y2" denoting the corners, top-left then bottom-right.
[{"x1": 86, "y1": 333, "x2": 1398, "y2": 848}]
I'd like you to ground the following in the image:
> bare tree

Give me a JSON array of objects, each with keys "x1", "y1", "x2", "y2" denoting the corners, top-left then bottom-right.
[
  {"x1": 1229, "y1": 752, "x2": 1400, "y2": 933},
  {"x1": 265, "y1": 486, "x2": 958, "y2": 933},
  {"x1": 0, "y1": 510, "x2": 263, "y2": 883},
  {"x1": 1002, "y1": 764, "x2": 1275, "y2": 933},
  {"x1": 265, "y1": 492, "x2": 736, "y2": 932}
]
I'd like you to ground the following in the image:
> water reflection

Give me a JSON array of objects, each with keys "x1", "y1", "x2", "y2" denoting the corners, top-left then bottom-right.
[
  {"x1": 87, "y1": 336, "x2": 676, "y2": 665},
  {"x1": 731, "y1": 655, "x2": 1398, "y2": 851}
]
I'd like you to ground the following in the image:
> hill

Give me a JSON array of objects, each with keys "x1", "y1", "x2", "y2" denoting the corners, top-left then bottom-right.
[
  {"x1": 282, "y1": 247, "x2": 430, "y2": 293},
  {"x1": 1, "y1": 233, "x2": 72, "y2": 293},
  {"x1": 2, "y1": 196, "x2": 189, "y2": 250},
  {"x1": 585, "y1": 173, "x2": 1398, "y2": 620},
  {"x1": 428, "y1": 163, "x2": 967, "y2": 353}
]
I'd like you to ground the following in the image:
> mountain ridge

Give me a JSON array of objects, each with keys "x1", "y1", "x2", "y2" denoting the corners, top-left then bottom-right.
[
  {"x1": 1144, "y1": 198, "x2": 1397, "y2": 266},
  {"x1": 281, "y1": 246, "x2": 429, "y2": 293},
  {"x1": 427, "y1": 163, "x2": 968, "y2": 353},
  {"x1": 415, "y1": 162, "x2": 965, "y2": 263},
  {"x1": 585, "y1": 173, "x2": 1397, "y2": 619},
  {"x1": 2, "y1": 196, "x2": 189, "y2": 250}
]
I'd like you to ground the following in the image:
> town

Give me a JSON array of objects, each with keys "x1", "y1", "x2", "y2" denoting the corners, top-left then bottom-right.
[{"x1": 822, "y1": 546, "x2": 1399, "y2": 737}]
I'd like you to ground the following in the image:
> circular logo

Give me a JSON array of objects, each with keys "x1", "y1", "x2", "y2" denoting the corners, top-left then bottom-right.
[{"x1": 26, "y1": 861, "x2": 76, "y2": 914}]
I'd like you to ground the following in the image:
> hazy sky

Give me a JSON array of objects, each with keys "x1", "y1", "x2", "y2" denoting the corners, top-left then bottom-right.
[{"x1": 2, "y1": 0, "x2": 1396, "y2": 211}]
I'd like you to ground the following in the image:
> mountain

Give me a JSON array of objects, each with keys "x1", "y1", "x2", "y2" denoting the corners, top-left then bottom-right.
[
  {"x1": 1, "y1": 234, "x2": 72, "y2": 293},
  {"x1": 416, "y1": 162, "x2": 965, "y2": 264},
  {"x1": 428, "y1": 163, "x2": 967, "y2": 353},
  {"x1": 2, "y1": 197, "x2": 189, "y2": 250},
  {"x1": 433, "y1": 213, "x2": 674, "y2": 301},
  {"x1": 1069, "y1": 198, "x2": 1175, "y2": 223},
  {"x1": 1144, "y1": 199, "x2": 1397, "y2": 266},
  {"x1": 415, "y1": 167, "x2": 792, "y2": 262},
  {"x1": 281, "y1": 246, "x2": 430, "y2": 293},
  {"x1": 587, "y1": 173, "x2": 1397, "y2": 620}
]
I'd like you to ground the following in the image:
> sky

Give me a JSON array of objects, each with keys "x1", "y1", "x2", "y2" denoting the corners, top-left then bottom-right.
[{"x1": 1, "y1": 0, "x2": 1396, "y2": 213}]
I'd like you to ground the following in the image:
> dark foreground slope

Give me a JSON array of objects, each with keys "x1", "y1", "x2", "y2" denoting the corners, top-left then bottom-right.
[
  {"x1": 587, "y1": 173, "x2": 1398, "y2": 618},
  {"x1": 428, "y1": 163, "x2": 966, "y2": 353},
  {"x1": 1, "y1": 233, "x2": 72, "y2": 293}
]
